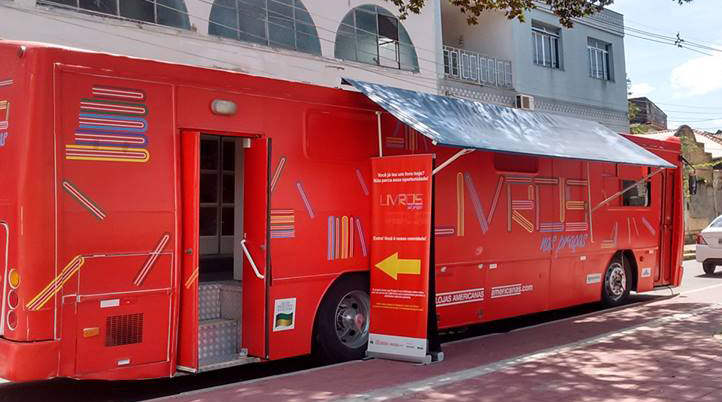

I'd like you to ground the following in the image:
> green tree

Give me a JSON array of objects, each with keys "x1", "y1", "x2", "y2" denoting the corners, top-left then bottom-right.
[{"x1": 390, "y1": 0, "x2": 692, "y2": 28}]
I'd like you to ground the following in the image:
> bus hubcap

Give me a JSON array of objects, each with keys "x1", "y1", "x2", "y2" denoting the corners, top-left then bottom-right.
[
  {"x1": 607, "y1": 263, "x2": 627, "y2": 299},
  {"x1": 335, "y1": 290, "x2": 370, "y2": 349}
]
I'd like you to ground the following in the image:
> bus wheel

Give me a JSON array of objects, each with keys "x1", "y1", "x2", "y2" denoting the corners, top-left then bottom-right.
[
  {"x1": 313, "y1": 274, "x2": 370, "y2": 363},
  {"x1": 602, "y1": 255, "x2": 631, "y2": 307}
]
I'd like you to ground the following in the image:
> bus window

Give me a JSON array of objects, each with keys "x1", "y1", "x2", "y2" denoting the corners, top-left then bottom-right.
[{"x1": 621, "y1": 179, "x2": 651, "y2": 207}]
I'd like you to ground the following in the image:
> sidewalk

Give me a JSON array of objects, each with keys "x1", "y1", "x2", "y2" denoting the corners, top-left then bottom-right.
[{"x1": 157, "y1": 284, "x2": 722, "y2": 402}]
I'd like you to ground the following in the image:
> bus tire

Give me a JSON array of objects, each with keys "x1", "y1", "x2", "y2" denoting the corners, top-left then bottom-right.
[
  {"x1": 703, "y1": 262, "x2": 716, "y2": 275},
  {"x1": 313, "y1": 273, "x2": 370, "y2": 363},
  {"x1": 601, "y1": 255, "x2": 632, "y2": 307}
]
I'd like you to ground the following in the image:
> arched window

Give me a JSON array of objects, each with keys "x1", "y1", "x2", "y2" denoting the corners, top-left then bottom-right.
[
  {"x1": 335, "y1": 5, "x2": 419, "y2": 72},
  {"x1": 38, "y1": 0, "x2": 191, "y2": 30},
  {"x1": 209, "y1": 0, "x2": 322, "y2": 56}
]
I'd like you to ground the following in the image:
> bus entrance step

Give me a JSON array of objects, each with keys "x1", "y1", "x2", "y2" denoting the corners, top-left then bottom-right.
[
  {"x1": 198, "y1": 354, "x2": 260, "y2": 373},
  {"x1": 199, "y1": 318, "x2": 238, "y2": 361},
  {"x1": 199, "y1": 283, "x2": 222, "y2": 320}
]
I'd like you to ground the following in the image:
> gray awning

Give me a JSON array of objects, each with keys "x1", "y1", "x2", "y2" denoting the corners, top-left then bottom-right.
[{"x1": 345, "y1": 79, "x2": 675, "y2": 168}]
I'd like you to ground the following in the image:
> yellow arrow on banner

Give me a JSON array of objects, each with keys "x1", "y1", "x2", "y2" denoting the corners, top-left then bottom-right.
[{"x1": 375, "y1": 252, "x2": 421, "y2": 280}]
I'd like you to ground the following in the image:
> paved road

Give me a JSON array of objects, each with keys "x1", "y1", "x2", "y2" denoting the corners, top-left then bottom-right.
[{"x1": 0, "y1": 260, "x2": 717, "y2": 402}]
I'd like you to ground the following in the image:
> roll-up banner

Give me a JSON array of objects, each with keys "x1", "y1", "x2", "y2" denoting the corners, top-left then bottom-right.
[{"x1": 367, "y1": 154, "x2": 436, "y2": 364}]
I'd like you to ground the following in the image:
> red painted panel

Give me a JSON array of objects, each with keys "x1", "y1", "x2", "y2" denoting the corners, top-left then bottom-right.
[
  {"x1": 177, "y1": 131, "x2": 200, "y2": 370},
  {"x1": 75, "y1": 292, "x2": 170, "y2": 374},
  {"x1": 659, "y1": 170, "x2": 676, "y2": 284},
  {"x1": 242, "y1": 137, "x2": 270, "y2": 358}
]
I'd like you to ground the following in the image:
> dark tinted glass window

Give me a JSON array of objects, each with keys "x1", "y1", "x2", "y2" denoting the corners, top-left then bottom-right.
[
  {"x1": 120, "y1": 0, "x2": 155, "y2": 23},
  {"x1": 621, "y1": 180, "x2": 651, "y2": 207},
  {"x1": 334, "y1": 5, "x2": 419, "y2": 71},
  {"x1": 209, "y1": 0, "x2": 321, "y2": 55},
  {"x1": 40, "y1": 0, "x2": 190, "y2": 29},
  {"x1": 79, "y1": 0, "x2": 117, "y2": 14}
]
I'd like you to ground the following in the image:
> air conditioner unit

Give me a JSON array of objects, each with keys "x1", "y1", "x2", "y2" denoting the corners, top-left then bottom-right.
[{"x1": 516, "y1": 94, "x2": 535, "y2": 110}]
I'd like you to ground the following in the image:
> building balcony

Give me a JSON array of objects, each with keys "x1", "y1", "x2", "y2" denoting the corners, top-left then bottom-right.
[{"x1": 442, "y1": 45, "x2": 513, "y2": 89}]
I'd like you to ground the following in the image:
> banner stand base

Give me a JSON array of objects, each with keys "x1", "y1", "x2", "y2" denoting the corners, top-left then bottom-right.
[{"x1": 365, "y1": 350, "x2": 443, "y2": 365}]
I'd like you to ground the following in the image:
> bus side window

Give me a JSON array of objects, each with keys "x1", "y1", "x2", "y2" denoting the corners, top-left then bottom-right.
[{"x1": 621, "y1": 179, "x2": 651, "y2": 207}]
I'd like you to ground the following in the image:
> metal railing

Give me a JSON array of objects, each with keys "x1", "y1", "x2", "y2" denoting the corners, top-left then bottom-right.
[{"x1": 443, "y1": 45, "x2": 513, "y2": 89}]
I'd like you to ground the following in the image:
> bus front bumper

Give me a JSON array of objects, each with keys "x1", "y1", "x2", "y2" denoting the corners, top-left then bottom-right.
[{"x1": 0, "y1": 337, "x2": 59, "y2": 382}]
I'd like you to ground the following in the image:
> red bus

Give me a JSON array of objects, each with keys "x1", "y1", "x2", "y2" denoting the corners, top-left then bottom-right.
[{"x1": 0, "y1": 41, "x2": 683, "y2": 381}]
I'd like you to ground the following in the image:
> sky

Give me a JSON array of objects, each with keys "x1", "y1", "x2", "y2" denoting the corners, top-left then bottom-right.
[{"x1": 608, "y1": 0, "x2": 722, "y2": 132}]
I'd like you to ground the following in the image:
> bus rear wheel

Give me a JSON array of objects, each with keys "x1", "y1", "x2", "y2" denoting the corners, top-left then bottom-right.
[
  {"x1": 602, "y1": 255, "x2": 632, "y2": 307},
  {"x1": 313, "y1": 273, "x2": 370, "y2": 363}
]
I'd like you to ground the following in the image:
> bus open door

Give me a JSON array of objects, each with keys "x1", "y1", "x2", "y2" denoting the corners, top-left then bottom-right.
[
  {"x1": 177, "y1": 130, "x2": 270, "y2": 373},
  {"x1": 658, "y1": 167, "x2": 683, "y2": 286}
]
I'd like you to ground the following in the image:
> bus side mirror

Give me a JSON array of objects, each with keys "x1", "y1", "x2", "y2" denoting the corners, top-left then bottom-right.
[{"x1": 689, "y1": 175, "x2": 698, "y2": 195}]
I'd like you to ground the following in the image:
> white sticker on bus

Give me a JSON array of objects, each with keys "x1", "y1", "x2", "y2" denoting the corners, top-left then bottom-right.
[
  {"x1": 436, "y1": 288, "x2": 484, "y2": 307},
  {"x1": 641, "y1": 268, "x2": 652, "y2": 277},
  {"x1": 273, "y1": 298, "x2": 296, "y2": 332},
  {"x1": 490, "y1": 284, "x2": 533, "y2": 299},
  {"x1": 586, "y1": 273, "x2": 602, "y2": 284},
  {"x1": 100, "y1": 299, "x2": 120, "y2": 308}
]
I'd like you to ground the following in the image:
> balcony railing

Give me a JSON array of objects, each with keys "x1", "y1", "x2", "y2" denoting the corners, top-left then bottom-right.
[{"x1": 443, "y1": 45, "x2": 513, "y2": 89}]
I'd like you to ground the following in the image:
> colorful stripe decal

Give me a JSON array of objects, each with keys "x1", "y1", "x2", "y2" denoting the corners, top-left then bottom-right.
[
  {"x1": 271, "y1": 209, "x2": 295, "y2": 239},
  {"x1": 464, "y1": 172, "x2": 489, "y2": 234},
  {"x1": 92, "y1": 86, "x2": 146, "y2": 101},
  {"x1": 559, "y1": 178, "x2": 565, "y2": 223},
  {"x1": 74, "y1": 131, "x2": 148, "y2": 147},
  {"x1": 505, "y1": 175, "x2": 533, "y2": 183},
  {"x1": 78, "y1": 113, "x2": 147, "y2": 132},
  {"x1": 566, "y1": 200, "x2": 586, "y2": 210},
  {"x1": 601, "y1": 222, "x2": 619, "y2": 249},
  {"x1": 0, "y1": 100, "x2": 8, "y2": 130},
  {"x1": 356, "y1": 169, "x2": 369, "y2": 196},
  {"x1": 296, "y1": 181, "x2": 315, "y2": 219},
  {"x1": 0, "y1": 79, "x2": 13, "y2": 87},
  {"x1": 456, "y1": 173, "x2": 464, "y2": 236},
  {"x1": 565, "y1": 222, "x2": 589, "y2": 232},
  {"x1": 65, "y1": 145, "x2": 150, "y2": 162},
  {"x1": 270, "y1": 156, "x2": 286, "y2": 193},
  {"x1": 488, "y1": 176, "x2": 504, "y2": 224},
  {"x1": 80, "y1": 99, "x2": 147, "y2": 116},
  {"x1": 534, "y1": 177, "x2": 559, "y2": 184},
  {"x1": 133, "y1": 233, "x2": 170, "y2": 286},
  {"x1": 540, "y1": 222, "x2": 564, "y2": 233},
  {"x1": 26, "y1": 256, "x2": 85, "y2": 311},
  {"x1": 62, "y1": 180, "x2": 107, "y2": 220},
  {"x1": 385, "y1": 137, "x2": 405, "y2": 149},
  {"x1": 355, "y1": 218, "x2": 368, "y2": 257},
  {"x1": 641, "y1": 217, "x2": 656, "y2": 236},
  {"x1": 627, "y1": 217, "x2": 632, "y2": 244},
  {"x1": 512, "y1": 200, "x2": 534, "y2": 210},
  {"x1": 512, "y1": 210, "x2": 534, "y2": 233},
  {"x1": 185, "y1": 267, "x2": 200, "y2": 289},
  {"x1": 435, "y1": 226, "x2": 456, "y2": 237}
]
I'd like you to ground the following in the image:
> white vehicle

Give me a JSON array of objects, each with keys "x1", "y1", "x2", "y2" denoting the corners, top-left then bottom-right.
[{"x1": 696, "y1": 216, "x2": 722, "y2": 274}]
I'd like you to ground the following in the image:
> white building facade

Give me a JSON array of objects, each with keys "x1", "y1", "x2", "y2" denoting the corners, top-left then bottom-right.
[
  {"x1": 441, "y1": 3, "x2": 629, "y2": 132},
  {"x1": 0, "y1": 0, "x2": 628, "y2": 131}
]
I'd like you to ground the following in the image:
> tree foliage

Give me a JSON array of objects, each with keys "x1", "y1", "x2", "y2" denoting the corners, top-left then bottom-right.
[{"x1": 389, "y1": 0, "x2": 693, "y2": 28}]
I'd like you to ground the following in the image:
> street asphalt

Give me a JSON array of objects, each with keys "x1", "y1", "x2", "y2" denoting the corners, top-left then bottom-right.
[{"x1": 0, "y1": 259, "x2": 719, "y2": 402}]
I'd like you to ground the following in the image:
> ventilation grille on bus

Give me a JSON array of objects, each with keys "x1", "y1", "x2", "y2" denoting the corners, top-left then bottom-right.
[{"x1": 105, "y1": 313, "x2": 143, "y2": 347}]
